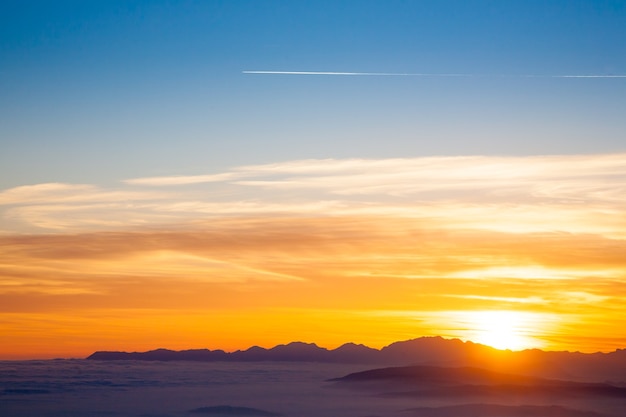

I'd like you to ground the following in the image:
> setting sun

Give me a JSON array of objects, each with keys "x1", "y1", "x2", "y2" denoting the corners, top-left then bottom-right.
[{"x1": 460, "y1": 310, "x2": 545, "y2": 351}]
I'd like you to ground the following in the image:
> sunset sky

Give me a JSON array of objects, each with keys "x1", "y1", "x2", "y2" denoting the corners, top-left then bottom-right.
[{"x1": 2, "y1": 1, "x2": 626, "y2": 359}]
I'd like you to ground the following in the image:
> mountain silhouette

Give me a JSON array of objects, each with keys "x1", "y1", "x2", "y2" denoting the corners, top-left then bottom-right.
[
  {"x1": 330, "y1": 364, "x2": 626, "y2": 398},
  {"x1": 330, "y1": 365, "x2": 625, "y2": 417},
  {"x1": 87, "y1": 341, "x2": 381, "y2": 364},
  {"x1": 403, "y1": 404, "x2": 606, "y2": 417},
  {"x1": 86, "y1": 336, "x2": 626, "y2": 382}
]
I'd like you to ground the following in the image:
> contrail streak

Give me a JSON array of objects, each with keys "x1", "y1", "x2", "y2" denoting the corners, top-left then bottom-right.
[
  {"x1": 553, "y1": 75, "x2": 626, "y2": 78},
  {"x1": 242, "y1": 70, "x2": 626, "y2": 78},
  {"x1": 243, "y1": 71, "x2": 473, "y2": 76}
]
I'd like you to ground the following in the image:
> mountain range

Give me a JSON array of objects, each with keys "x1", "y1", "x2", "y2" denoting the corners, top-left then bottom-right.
[{"x1": 87, "y1": 336, "x2": 626, "y2": 382}]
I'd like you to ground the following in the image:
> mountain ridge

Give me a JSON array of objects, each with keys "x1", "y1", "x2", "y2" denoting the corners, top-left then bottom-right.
[{"x1": 87, "y1": 336, "x2": 626, "y2": 382}]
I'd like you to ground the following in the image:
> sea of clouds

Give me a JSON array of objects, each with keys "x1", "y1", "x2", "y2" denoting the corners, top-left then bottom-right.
[
  {"x1": 0, "y1": 360, "x2": 404, "y2": 417},
  {"x1": 1, "y1": 359, "x2": 622, "y2": 417}
]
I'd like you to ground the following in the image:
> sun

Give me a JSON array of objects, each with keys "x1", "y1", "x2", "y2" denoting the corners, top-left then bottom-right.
[{"x1": 462, "y1": 310, "x2": 541, "y2": 351}]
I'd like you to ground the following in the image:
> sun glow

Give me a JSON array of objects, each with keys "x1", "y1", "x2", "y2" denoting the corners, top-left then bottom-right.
[{"x1": 461, "y1": 310, "x2": 544, "y2": 351}]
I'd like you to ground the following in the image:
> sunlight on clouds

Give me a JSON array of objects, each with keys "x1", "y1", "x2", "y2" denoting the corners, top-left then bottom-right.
[
  {"x1": 0, "y1": 244, "x2": 304, "y2": 290},
  {"x1": 0, "y1": 183, "x2": 94, "y2": 204},
  {"x1": 1, "y1": 154, "x2": 626, "y2": 356},
  {"x1": 2, "y1": 217, "x2": 625, "y2": 288},
  {"x1": 447, "y1": 294, "x2": 547, "y2": 304},
  {"x1": 3, "y1": 203, "x2": 189, "y2": 231},
  {"x1": 124, "y1": 172, "x2": 243, "y2": 186},
  {"x1": 231, "y1": 154, "x2": 626, "y2": 199},
  {"x1": 0, "y1": 183, "x2": 164, "y2": 205},
  {"x1": 90, "y1": 250, "x2": 305, "y2": 282},
  {"x1": 0, "y1": 277, "x2": 102, "y2": 295},
  {"x1": 414, "y1": 203, "x2": 626, "y2": 237},
  {"x1": 448, "y1": 265, "x2": 615, "y2": 280},
  {"x1": 153, "y1": 200, "x2": 347, "y2": 215},
  {"x1": 1, "y1": 153, "x2": 625, "y2": 238},
  {"x1": 559, "y1": 291, "x2": 611, "y2": 304},
  {"x1": 121, "y1": 153, "x2": 626, "y2": 192}
]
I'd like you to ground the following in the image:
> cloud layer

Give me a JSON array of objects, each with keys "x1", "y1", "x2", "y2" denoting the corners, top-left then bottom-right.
[
  {"x1": 1, "y1": 154, "x2": 626, "y2": 357},
  {"x1": 2, "y1": 153, "x2": 626, "y2": 236}
]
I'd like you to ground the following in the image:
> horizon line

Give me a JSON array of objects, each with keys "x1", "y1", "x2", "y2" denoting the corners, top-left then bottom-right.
[
  {"x1": 242, "y1": 70, "x2": 626, "y2": 78},
  {"x1": 4, "y1": 335, "x2": 623, "y2": 360},
  {"x1": 88, "y1": 335, "x2": 624, "y2": 356}
]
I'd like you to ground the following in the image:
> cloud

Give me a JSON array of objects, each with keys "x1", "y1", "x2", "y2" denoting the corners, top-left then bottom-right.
[
  {"x1": 2, "y1": 154, "x2": 626, "y2": 239},
  {"x1": 2, "y1": 214, "x2": 625, "y2": 355},
  {"x1": 3, "y1": 154, "x2": 626, "y2": 357},
  {"x1": 117, "y1": 154, "x2": 626, "y2": 198},
  {"x1": 446, "y1": 291, "x2": 612, "y2": 306},
  {"x1": 0, "y1": 183, "x2": 95, "y2": 204},
  {"x1": 2, "y1": 217, "x2": 625, "y2": 291},
  {"x1": 232, "y1": 154, "x2": 626, "y2": 199},
  {"x1": 559, "y1": 291, "x2": 611, "y2": 304},
  {"x1": 0, "y1": 182, "x2": 165, "y2": 206},
  {"x1": 124, "y1": 172, "x2": 243, "y2": 186},
  {"x1": 4, "y1": 203, "x2": 188, "y2": 230},
  {"x1": 447, "y1": 294, "x2": 547, "y2": 304}
]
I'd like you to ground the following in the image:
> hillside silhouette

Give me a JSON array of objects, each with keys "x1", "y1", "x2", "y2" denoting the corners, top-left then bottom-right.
[
  {"x1": 330, "y1": 365, "x2": 626, "y2": 417},
  {"x1": 330, "y1": 365, "x2": 626, "y2": 398}
]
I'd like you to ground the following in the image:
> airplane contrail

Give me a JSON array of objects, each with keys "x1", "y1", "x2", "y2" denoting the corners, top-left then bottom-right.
[
  {"x1": 243, "y1": 71, "x2": 473, "y2": 76},
  {"x1": 551, "y1": 75, "x2": 626, "y2": 78},
  {"x1": 242, "y1": 70, "x2": 626, "y2": 78}
]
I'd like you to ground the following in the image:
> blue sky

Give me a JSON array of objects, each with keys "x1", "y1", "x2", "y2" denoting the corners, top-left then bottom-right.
[{"x1": 1, "y1": 0, "x2": 626, "y2": 187}]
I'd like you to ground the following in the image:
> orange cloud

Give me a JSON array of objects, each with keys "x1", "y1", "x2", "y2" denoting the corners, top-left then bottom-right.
[
  {"x1": 1, "y1": 154, "x2": 626, "y2": 358},
  {"x1": 1, "y1": 215, "x2": 625, "y2": 357}
]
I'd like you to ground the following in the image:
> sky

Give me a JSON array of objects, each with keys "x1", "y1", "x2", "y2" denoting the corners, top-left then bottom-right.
[{"x1": 1, "y1": 0, "x2": 626, "y2": 359}]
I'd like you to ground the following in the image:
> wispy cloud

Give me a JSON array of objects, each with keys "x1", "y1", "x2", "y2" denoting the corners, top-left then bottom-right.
[
  {"x1": 447, "y1": 294, "x2": 547, "y2": 304},
  {"x1": 2, "y1": 217, "x2": 624, "y2": 354},
  {"x1": 2, "y1": 217, "x2": 625, "y2": 286},
  {"x1": 0, "y1": 182, "x2": 165, "y2": 205},
  {"x1": 126, "y1": 154, "x2": 626, "y2": 199},
  {"x1": 2, "y1": 154, "x2": 626, "y2": 237},
  {"x1": 0, "y1": 183, "x2": 94, "y2": 204},
  {"x1": 124, "y1": 172, "x2": 243, "y2": 186}
]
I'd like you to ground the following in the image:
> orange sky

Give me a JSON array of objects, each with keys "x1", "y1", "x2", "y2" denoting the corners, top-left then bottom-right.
[{"x1": 1, "y1": 154, "x2": 626, "y2": 359}]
